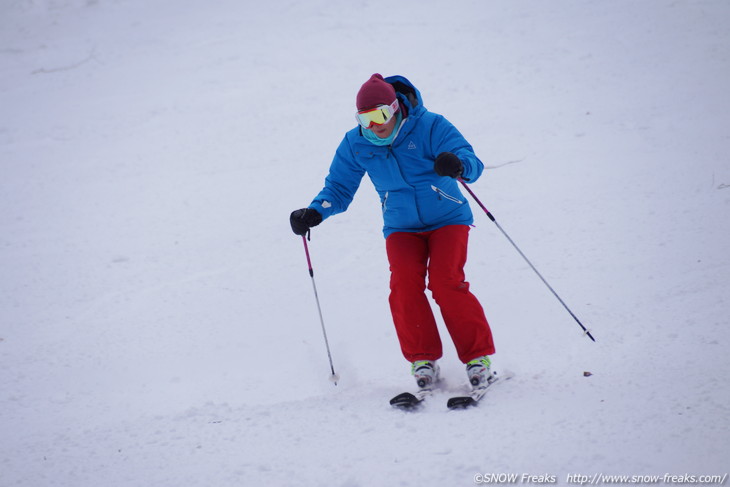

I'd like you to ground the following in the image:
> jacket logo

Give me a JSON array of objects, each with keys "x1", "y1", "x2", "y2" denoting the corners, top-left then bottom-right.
[{"x1": 408, "y1": 141, "x2": 417, "y2": 150}]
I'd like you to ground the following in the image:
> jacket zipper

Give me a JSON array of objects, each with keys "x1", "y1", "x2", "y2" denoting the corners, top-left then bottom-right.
[
  {"x1": 431, "y1": 185, "x2": 464, "y2": 204},
  {"x1": 386, "y1": 118, "x2": 407, "y2": 158}
]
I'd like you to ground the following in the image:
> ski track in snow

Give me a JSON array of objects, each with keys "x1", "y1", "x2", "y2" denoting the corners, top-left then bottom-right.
[{"x1": 1, "y1": 1, "x2": 729, "y2": 486}]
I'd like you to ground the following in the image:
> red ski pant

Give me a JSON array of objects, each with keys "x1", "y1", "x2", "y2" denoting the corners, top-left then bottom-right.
[{"x1": 385, "y1": 224, "x2": 495, "y2": 364}]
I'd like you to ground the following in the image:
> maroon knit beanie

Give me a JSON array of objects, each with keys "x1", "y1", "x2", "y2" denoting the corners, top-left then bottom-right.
[{"x1": 356, "y1": 73, "x2": 397, "y2": 111}]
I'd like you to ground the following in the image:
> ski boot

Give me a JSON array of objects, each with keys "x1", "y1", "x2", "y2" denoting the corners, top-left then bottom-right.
[
  {"x1": 466, "y1": 356, "x2": 495, "y2": 388},
  {"x1": 411, "y1": 360, "x2": 440, "y2": 389}
]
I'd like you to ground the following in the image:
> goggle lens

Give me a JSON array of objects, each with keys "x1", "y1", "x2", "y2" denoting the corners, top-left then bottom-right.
[{"x1": 356, "y1": 99, "x2": 399, "y2": 129}]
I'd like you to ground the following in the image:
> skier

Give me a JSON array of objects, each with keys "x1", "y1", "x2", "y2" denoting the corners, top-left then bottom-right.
[{"x1": 289, "y1": 74, "x2": 496, "y2": 391}]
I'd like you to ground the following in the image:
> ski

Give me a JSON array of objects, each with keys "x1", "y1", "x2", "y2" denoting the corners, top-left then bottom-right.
[
  {"x1": 447, "y1": 370, "x2": 512, "y2": 410},
  {"x1": 389, "y1": 388, "x2": 433, "y2": 410},
  {"x1": 446, "y1": 384, "x2": 492, "y2": 409},
  {"x1": 391, "y1": 371, "x2": 513, "y2": 410}
]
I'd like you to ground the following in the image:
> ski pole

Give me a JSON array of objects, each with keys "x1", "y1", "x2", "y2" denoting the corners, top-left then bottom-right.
[
  {"x1": 458, "y1": 178, "x2": 596, "y2": 342},
  {"x1": 301, "y1": 235, "x2": 340, "y2": 384}
]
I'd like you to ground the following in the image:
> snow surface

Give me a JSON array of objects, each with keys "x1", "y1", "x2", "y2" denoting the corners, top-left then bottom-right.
[{"x1": 2, "y1": 1, "x2": 729, "y2": 485}]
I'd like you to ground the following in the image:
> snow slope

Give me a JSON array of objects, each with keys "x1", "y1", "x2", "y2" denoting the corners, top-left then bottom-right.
[{"x1": 1, "y1": 1, "x2": 729, "y2": 485}]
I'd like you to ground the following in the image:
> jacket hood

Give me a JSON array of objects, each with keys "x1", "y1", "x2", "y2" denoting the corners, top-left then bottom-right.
[{"x1": 384, "y1": 75, "x2": 424, "y2": 115}]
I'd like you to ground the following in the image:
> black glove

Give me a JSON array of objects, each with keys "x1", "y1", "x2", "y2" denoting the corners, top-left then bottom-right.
[
  {"x1": 434, "y1": 152, "x2": 463, "y2": 178},
  {"x1": 289, "y1": 208, "x2": 322, "y2": 236}
]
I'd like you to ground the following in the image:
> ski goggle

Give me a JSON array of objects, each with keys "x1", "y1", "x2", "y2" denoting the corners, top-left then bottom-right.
[{"x1": 356, "y1": 99, "x2": 399, "y2": 129}]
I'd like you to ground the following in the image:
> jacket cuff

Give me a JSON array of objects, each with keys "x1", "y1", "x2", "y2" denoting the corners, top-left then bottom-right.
[{"x1": 309, "y1": 200, "x2": 333, "y2": 220}]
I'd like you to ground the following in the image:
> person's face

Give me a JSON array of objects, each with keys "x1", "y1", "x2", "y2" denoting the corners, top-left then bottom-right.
[{"x1": 371, "y1": 114, "x2": 397, "y2": 139}]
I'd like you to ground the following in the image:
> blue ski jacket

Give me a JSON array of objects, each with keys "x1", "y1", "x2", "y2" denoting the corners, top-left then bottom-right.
[{"x1": 309, "y1": 75, "x2": 484, "y2": 238}]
